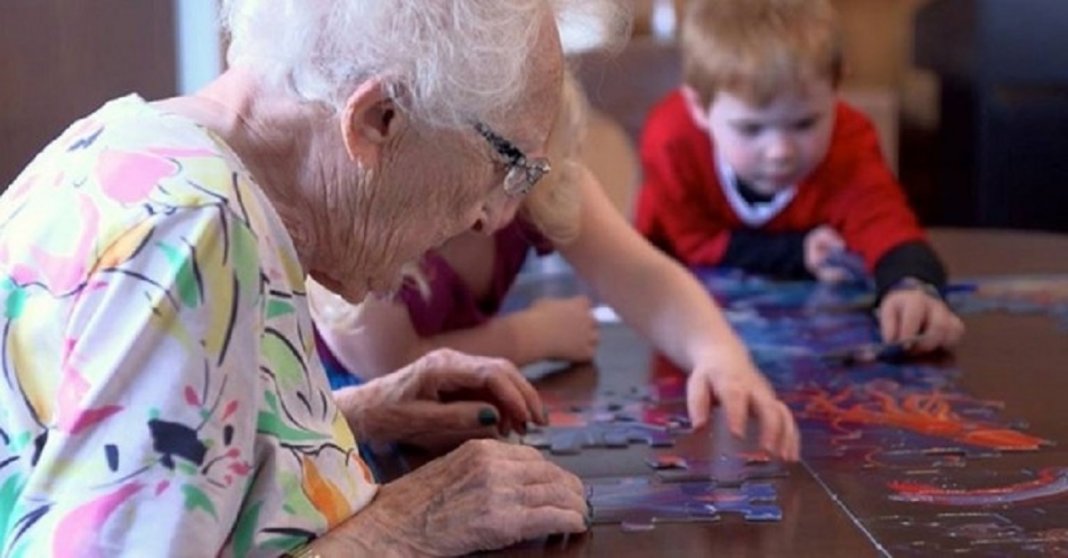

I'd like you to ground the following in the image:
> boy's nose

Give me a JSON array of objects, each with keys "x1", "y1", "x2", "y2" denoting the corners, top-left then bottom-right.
[{"x1": 765, "y1": 133, "x2": 797, "y2": 162}]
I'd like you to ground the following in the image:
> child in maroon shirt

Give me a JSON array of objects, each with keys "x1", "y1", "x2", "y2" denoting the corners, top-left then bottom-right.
[{"x1": 635, "y1": 0, "x2": 964, "y2": 351}]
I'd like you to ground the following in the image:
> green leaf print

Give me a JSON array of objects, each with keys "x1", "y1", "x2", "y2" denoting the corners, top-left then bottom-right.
[
  {"x1": 3, "y1": 286, "x2": 26, "y2": 319},
  {"x1": 0, "y1": 474, "x2": 27, "y2": 541},
  {"x1": 181, "y1": 483, "x2": 218, "y2": 519},
  {"x1": 232, "y1": 501, "x2": 261, "y2": 558},
  {"x1": 157, "y1": 241, "x2": 201, "y2": 308}
]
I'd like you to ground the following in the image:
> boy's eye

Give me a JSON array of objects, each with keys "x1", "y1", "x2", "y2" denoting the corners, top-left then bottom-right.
[
  {"x1": 792, "y1": 116, "x2": 819, "y2": 131},
  {"x1": 735, "y1": 123, "x2": 763, "y2": 137}
]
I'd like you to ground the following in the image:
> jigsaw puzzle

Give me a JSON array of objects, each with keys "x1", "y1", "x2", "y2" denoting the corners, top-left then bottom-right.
[
  {"x1": 518, "y1": 270, "x2": 1066, "y2": 540},
  {"x1": 650, "y1": 452, "x2": 788, "y2": 485},
  {"x1": 946, "y1": 276, "x2": 1068, "y2": 330},
  {"x1": 587, "y1": 476, "x2": 782, "y2": 531}
]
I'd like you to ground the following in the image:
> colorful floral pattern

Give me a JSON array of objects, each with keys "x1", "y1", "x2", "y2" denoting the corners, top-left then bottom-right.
[{"x1": 0, "y1": 95, "x2": 377, "y2": 557}]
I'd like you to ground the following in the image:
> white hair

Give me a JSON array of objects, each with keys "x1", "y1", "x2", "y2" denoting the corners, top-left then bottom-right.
[{"x1": 221, "y1": 0, "x2": 630, "y2": 129}]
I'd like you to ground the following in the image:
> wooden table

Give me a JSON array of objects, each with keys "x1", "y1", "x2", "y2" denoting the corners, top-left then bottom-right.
[{"x1": 486, "y1": 228, "x2": 1068, "y2": 557}]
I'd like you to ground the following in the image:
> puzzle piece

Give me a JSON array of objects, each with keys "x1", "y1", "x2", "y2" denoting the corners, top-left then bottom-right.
[
  {"x1": 645, "y1": 454, "x2": 688, "y2": 470},
  {"x1": 523, "y1": 386, "x2": 694, "y2": 455},
  {"x1": 651, "y1": 453, "x2": 788, "y2": 485},
  {"x1": 588, "y1": 476, "x2": 783, "y2": 530},
  {"x1": 523, "y1": 423, "x2": 675, "y2": 454},
  {"x1": 946, "y1": 276, "x2": 1068, "y2": 330}
]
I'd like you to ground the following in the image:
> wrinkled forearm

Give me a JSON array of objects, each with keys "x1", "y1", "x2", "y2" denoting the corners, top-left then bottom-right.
[
  {"x1": 293, "y1": 501, "x2": 419, "y2": 557},
  {"x1": 333, "y1": 379, "x2": 392, "y2": 441}
]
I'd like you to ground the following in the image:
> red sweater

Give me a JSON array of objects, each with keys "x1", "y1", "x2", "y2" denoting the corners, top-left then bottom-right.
[{"x1": 636, "y1": 90, "x2": 926, "y2": 272}]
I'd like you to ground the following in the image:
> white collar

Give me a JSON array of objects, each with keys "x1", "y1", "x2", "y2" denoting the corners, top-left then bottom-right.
[{"x1": 715, "y1": 152, "x2": 797, "y2": 227}]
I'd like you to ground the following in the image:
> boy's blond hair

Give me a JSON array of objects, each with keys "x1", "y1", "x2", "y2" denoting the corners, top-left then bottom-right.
[{"x1": 681, "y1": 0, "x2": 843, "y2": 107}]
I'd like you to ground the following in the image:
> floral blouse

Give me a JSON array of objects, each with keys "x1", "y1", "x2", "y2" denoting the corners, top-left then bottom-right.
[{"x1": 0, "y1": 95, "x2": 377, "y2": 557}]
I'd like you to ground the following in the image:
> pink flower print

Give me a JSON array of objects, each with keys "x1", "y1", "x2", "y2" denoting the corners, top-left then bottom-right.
[
  {"x1": 6, "y1": 193, "x2": 100, "y2": 293},
  {"x1": 53, "y1": 482, "x2": 144, "y2": 558},
  {"x1": 96, "y1": 149, "x2": 178, "y2": 204},
  {"x1": 56, "y1": 338, "x2": 122, "y2": 435}
]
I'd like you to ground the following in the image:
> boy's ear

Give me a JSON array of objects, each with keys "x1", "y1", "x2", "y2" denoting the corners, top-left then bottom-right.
[
  {"x1": 680, "y1": 85, "x2": 710, "y2": 131},
  {"x1": 340, "y1": 79, "x2": 407, "y2": 165}
]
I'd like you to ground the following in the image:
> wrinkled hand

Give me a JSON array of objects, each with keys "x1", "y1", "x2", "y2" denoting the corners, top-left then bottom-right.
[
  {"x1": 878, "y1": 289, "x2": 965, "y2": 352},
  {"x1": 522, "y1": 296, "x2": 598, "y2": 362},
  {"x1": 804, "y1": 225, "x2": 849, "y2": 283},
  {"x1": 348, "y1": 439, "x2": 589, "y2": 556},
  {"x1": 336, "y1": 349, "x2": 546, "y2": 451},
  {"x1": 686, "y1": 351, "x2": 800, "y2": 462}
]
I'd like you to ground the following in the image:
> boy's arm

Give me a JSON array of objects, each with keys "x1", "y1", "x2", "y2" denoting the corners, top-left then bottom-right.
[
  {"x1": 635, "y1": 116, "x2": 734, "y2": 266},
  {"x1": 873, "y1": 240, "x2": 947, "y2": 303},
  {"x1": 823, "y1": 106, "x2": 963, "y2": 349},
  {"x1": 824, "y1": 106, "x2": 947, "y2": 296}
]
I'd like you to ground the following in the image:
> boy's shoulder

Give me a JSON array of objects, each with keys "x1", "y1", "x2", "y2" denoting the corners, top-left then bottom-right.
[
  {"x1": 641, "y1": 89, "x2": 707, "y2": 148},
  {"x1": 831, "y1": 101, "x2": 879, "y2": 141}
]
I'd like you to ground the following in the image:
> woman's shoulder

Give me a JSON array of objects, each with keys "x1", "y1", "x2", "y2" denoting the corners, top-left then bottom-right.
[{"x1": 0, "y1": 94, "x2": 298, "y2": 294}]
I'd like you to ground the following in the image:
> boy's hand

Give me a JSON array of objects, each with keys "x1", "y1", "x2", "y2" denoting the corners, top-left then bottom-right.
[
  {"x1": 522, "y1": 296, "x2": 598, "y2": 363},
  {"x1": 878, "y1": 288, "x2": 965, "y2": 352},
  {"x1": 804, "y1": 225, "x2": 849, "y2": 283},
  {"x1": 687, "y1": 353, "x2": 800, "y2": 462}
]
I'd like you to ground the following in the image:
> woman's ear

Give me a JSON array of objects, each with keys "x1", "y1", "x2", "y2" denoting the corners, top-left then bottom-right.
[
  {"x1": 680, "y1": 85, "x2": 710, "y2": 131},
  {"x1": 340, "y1": 79, "x2": 407, "y2": 164}
]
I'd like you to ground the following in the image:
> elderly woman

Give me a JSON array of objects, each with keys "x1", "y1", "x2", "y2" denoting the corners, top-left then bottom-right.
[{"x1": 0, "y1": 1, "x2": 626, "y2": 556}]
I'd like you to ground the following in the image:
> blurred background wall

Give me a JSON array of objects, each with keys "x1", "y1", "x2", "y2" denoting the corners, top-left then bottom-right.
[
  {"x1": 2, "y1": 0, "x2": 1065, "y2": 232},
  {"x1": 0, "y1": 0, "x2": 220, "y2": 188}
]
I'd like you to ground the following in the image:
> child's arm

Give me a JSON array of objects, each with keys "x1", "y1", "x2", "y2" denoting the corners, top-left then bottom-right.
[
  {"x1": 563, "y1": 167, "x2": 799, "y2": 461},
  {"x1": 316, "y1": 292, "x2": 598, "y2": 380}
]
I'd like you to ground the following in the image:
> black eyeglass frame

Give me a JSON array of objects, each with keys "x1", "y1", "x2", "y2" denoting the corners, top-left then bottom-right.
[{"x1": 473, "y1": 121, "x2": 552, "y2": 198}]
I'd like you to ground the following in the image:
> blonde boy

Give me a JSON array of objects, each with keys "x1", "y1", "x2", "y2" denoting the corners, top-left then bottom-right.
[{"x1": 636, "y1": 0, "x2": 963, "y2": 351}]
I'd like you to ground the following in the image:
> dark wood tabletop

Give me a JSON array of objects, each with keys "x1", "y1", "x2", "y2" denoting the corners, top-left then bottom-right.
[{"x1": 481, "y1": 228, "x2": 1068, "y2": 557}]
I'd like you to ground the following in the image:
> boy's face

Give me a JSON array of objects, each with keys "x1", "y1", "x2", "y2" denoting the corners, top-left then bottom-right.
[{"x1": 707, "y1": 80, "x2": 837, "y2": 195}]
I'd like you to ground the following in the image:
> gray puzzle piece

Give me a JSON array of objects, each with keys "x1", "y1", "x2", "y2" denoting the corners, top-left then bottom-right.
[{"x1": 588, "y1": 477, "x2": 783, "y2": 530}]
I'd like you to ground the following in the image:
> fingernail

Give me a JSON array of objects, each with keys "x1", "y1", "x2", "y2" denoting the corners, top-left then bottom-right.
[{"x1": 478, "y1": 408, "x2": 498, "y2": 426}]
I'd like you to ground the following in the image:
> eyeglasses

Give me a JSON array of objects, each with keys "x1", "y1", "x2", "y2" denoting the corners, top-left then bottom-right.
[{"x1": 473, "y1": 121, "x2": 551, "y2": 198}]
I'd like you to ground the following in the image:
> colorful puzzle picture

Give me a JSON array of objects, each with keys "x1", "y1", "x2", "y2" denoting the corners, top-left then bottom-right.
[
  {"x1": 946, "y1": 275, "x2": 1068, "y2": 330},
  {"x1": 520, "y1": 270, "x2": 1068, "y2": 541},
  {"x1": 689, "y1": 269, "x2": 1068, "y2": 550},
  {"x1": 587, "y1": 476, "x2": 782, "y2": 531}
]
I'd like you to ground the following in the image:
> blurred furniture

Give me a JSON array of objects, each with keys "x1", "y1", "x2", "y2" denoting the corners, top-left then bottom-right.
[{"x1": 914, "y1": 0, "x2": 1068, "y2": 232}]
